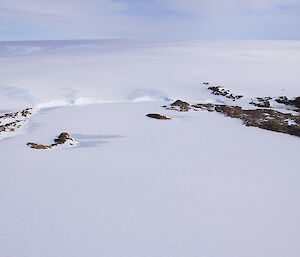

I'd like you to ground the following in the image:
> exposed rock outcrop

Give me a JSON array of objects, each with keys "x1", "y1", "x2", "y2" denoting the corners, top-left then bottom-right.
[
  {"x1": 27, "y1": 132, "x2": 78, "y2": 150},
  {"x1": 166, "y1": 100, "x2": 191, "y2": 111},
  {"x1": 163, "y1": 99, "x2": 300, "y2": 137},
  {"x1": 193, "y1": 103, "x2": 300, "y2": 137},
  {"x1": 171, "y1": 99, "x2": 190, "y2": 108},
  {"x1": 275, "y1": 96, "x2": 300, "y2": 110}
]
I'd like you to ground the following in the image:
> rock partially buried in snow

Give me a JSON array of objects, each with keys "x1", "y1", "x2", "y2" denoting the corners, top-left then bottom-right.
[
  {"x1": 192, "y1": 104, "x2": 300, "y2": 137},
  {"x1": 169, "y1": 100, "x2": 190, "y2": 111},
  {"x1": 54, "y1": 132, "x2": 72, "y2": 144},
  {"x1": 294, "y1": 97, "x2": 300, "y2": 108},
  {"x1": 207, "y1": 86, "x2": 243, "y2": 101},
  {"x1": 146, "y1": 113, "x2": 171, "y2": 120},
  {"x1": 275, "y1": 96, "x2": 300, "y2": 110},
  {"x1": 0, "y1": 108, "x2": 34, "y2": 139},
  {"x1": 163, "y1": 99, "x2": 300, "y2": 137},
  {"x1": 27, "y1": 132, "x2": 78, "y2": 150},
  {"x1": 171, "y1": 99, "x2": 190, "y2": 108},
  {"x1": 26, "y1": 143, "x2": 52, "y2": 149},
  {"x1": 249, "y1": 97, "x2": 272, "y2": 108}
]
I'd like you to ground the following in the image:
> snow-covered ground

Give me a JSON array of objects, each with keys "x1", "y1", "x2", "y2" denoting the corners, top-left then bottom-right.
[{"x1": 0, "y1": 40, "x2": 299, "y2": 257}]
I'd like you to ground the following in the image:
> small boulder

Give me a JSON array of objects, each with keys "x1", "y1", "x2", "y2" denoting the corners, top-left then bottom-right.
[
  {"x1": 146, "y1": 114, "x2": 171, "y2": 120},
  {"x1": 292, "y1": 97, "x2": 300, "y2": 108},
  {"x1": 171, "y1": 100, "x2": 190, "y2": 108},
  {"x1": 54, "y1": 132, "x2": 72, "y2": 144},
  {"x1": 27, "y1": 132, "x2": 76, "y2": 150}
]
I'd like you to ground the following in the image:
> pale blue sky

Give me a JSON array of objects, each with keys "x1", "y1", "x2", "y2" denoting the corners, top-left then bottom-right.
[{"x1": 0, "y1": 0, "x2": 299, "y2": 41}]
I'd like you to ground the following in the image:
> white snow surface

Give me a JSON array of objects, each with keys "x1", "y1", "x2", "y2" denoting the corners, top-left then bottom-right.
[{"x1": 0, "y1": 40, "x2": 299, "y2": 257}]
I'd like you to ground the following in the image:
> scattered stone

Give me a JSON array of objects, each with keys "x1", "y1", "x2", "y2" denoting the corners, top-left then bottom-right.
[
  {"x1": 146, "y1": 114, "x2": 171, "y2": 120},
  {"x1": 0, "y1": 108, "x2": 34, "y2": 138},
  {"x1": 250, "y1": 97, "x2": 272, "y2": 108},
  {"x1": 163, "y1": 87, "x2": 300, "y2": 137},
  {"x1": 27, "y1": 132, "x2": 77, "y2": 150},
  {"x1": 207, "y1": 86, "x2": 243, "y2": 101},
  {"x1": 21, "y1": 108, "x2": 32, "y2": 117},
  {"x1": 275, "y1": 96, "x2": 300, "y2": 110},
  {"x1": 192, "y1": 103, "x2": 215, "y2": 112},
  {"x1": 275, "y1": 96, "x2": 289, "y2": 105},
  {"x1": 0, "y1": 108, "x2": 33, "y2": 121}
]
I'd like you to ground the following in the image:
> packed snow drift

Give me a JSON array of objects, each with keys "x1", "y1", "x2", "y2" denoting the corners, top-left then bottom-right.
[{"x1": 0, "y1": 40, "x2": 299, "y2": 257}]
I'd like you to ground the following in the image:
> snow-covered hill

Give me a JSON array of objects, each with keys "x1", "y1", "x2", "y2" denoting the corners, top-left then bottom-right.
[{"x1": 0, "y1": 40, "x2": 299, "y2": 257}]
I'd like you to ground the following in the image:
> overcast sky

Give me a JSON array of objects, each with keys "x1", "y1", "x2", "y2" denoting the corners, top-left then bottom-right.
[{"x1": 0, "y1": 0, "x2": 300, "y2": 41}]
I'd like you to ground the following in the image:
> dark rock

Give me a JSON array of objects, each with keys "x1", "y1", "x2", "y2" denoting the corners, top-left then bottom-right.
[
  {"x1": 146, "y1": 114, "x2": 171, "y2": 120},
  {"x1": 275, "y1": 96, "x2": 300, "y2": 109},
  {"x1": 171, "y1": 100, "x2": 190, "y2": 108},
  {"x1": 192, "y1": 103, "x2": 215, "y2": 112},
  {"x1": 291, "y1": 97, "x2": 300, "y2": 108},
  {"x1": 169, "y1": 100, "x2": 191, "y2": 112},
  {"x1": 27, "y1": 132, "x2": 76, "y2": 150},
  {"x1": 275, "y1": 96, "x2": 289, "y2": 105},
  {"x1": 193, "y1": 103, "x2": 300, "y2": 137},
  {"x1": 250, "y1": 97, "x2": 272, "y2": 108},
  {"x1": 21, "y1": 108, "x2": 33, "y2": 117},
  {"x1": 0, "y1": 108, "x2": 33, "y2": 137},
  {"x1": 207, "y1": 86, "x2": 243, "y2": 101},
  {"x1": 27, "y1": 142, "x2": 51, "y2": 149},
  {"x1": 54, "y1": 132, "x2": 72, "y2": 144}
]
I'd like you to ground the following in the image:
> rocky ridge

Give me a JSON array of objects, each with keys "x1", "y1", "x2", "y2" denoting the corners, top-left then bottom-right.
[{"x1": 160, "y1": 83, "x2": 300, "y2": 137}]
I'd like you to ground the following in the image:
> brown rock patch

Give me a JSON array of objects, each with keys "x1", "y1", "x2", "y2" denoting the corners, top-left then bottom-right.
[
  {"x1": 195, "y1": 104, "x2": 300, "y2": 137},
  {"x1": 27, "y1": 132, "x2": 76, "y2": 150},
  {"x1": 146, "y1": 114, "x2": 171, "y2": 120}
]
